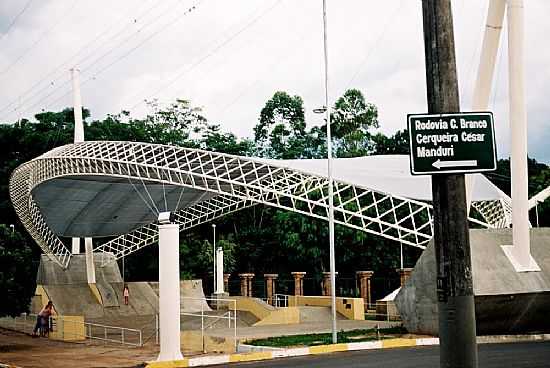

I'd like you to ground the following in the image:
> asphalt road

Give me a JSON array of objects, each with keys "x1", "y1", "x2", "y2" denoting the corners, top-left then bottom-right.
[{"x1": 211, "y1": 341, "x2": 550, "y2": 368}]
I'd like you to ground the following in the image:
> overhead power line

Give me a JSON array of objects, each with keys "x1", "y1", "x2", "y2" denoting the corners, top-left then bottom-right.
[
  {"x1": 126, "y1": 0, "x2": 283, "y2": 111},
  {"x1": 20, "y1": 0, "x2": 203, "y2": 117},
  {"x1": 0, "y1": 0, "x2": 161, "y2": 117},
  {"x1": 0, "y1": 0, "x2": 35, "y2": 42},
  {"x1": 0, "y1": 0, "x2": 78, "y2": 77}
]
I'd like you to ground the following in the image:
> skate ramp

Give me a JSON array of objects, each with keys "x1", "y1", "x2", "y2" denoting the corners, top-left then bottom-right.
[
  {"x1": 150, "y1": 280, "x2": 211, "y2": 313},
  {"x1": 34, "y1": 253, "x2": 159, "y2": 318},
  {"x1": 395, "y1": 228, "x2": 550, "y2": 335},
  {"x1": 37, "y1": 253, "x2": 122, "y2": 285}
]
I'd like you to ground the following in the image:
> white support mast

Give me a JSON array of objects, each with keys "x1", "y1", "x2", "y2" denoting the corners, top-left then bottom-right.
[
  {"x1": 502, "y1": 0, "x2": 539, "y2": 271},
  {"x1": 71, "y1": 68, "x2": 83, "y2": 256},
  {"x1": 473, "y1": 0, "x2": 539, "y2": 272}
]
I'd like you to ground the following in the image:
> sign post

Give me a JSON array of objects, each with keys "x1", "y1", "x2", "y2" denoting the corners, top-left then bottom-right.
[{"x1": 408, "y1": 112, "x2": 496, "y2": 175}]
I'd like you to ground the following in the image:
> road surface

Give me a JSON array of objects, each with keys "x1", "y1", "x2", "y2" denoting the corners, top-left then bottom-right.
[{"x1": 212, "y1": 341, "x2": 550, "y2": 368}]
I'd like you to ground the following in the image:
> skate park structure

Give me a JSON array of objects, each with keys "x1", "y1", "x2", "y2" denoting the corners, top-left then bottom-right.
[{"x1": 8, "y1": 0, "x2": 550, "y2": 361}]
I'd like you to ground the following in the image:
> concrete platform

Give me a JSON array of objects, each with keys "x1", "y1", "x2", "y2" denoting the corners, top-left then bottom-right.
[{"x1": 395, "y1": 228, "x2": 550, "y2": 335}]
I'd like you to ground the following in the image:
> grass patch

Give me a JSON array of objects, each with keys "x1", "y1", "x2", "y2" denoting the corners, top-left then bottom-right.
[{"x1": 248, "y1": 326, "x2": 407, "y2": 347}]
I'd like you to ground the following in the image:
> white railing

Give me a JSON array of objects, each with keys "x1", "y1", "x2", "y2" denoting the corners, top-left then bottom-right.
[
  {"x1": 0, "y1": 314, "x2": 142, "y2": 347},
  {"x1": 365, "y1": 302, "x2": 402, "y2": 322},
  {"x1": 272, "y1": 294, "x2": 289, "y2": 308}
]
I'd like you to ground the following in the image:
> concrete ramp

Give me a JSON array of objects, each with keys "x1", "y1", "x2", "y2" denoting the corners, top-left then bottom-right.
[
  {"x1": 37, "y1": 284, "x2": 105, "y2": 318},
  {"x1": 34, "y1": 253, "x2": 159, "y2": 318},
  {"x1": 150, "y1": 280, "x2": 212, "y2": 313},
  {"x1": 395, "y1": 228, "x2": 550, "y2": 335},
  {"x1": 298, "y1": 306, "x2": 345, "y2": 323}
]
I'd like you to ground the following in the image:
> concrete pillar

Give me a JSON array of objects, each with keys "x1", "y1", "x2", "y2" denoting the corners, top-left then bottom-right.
[
  {"x1": 71, "y1": 238, "x2": 80, "y2": 254},
  {"x1": 215, "y1": 247, "x2": 224, "y2": 294},
  {"x1": 396, "y1": 268, "x2": 413, "y2": 287},
  {"x1": 239, "y1": 273, "x2": 254, "y2": 297},
  {"x1": 322, "y1": 272, "x2": 338, "y2": 296},
  {"x1": 223, "y1": 274, "x2": 230, "y2": 294},
  {"x1": 356, "y1": 271, "x2": 374, "y2": 306},
  {"x1": 264, "y1": 274, "x2": 278, "y2": 304},
  {"x1": 157, "y1": 224, "x2": 183, "y2": 362},
  {"x1": 291, "y1": 272, "x2": 306, "y2": 296},
  {"x1": 84, "y1": 237, "x2": 96, "y2": 284}
]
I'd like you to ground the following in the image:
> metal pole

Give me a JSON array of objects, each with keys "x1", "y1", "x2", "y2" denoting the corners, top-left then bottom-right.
[
  {"x1": 212, "y1": 224, "x2": 216, "y2": 295},
  {"x1": 535, "y1": 202, "x2": 540, "y2": 227},
  {"x1": 421, "y1": 1, "x2": 478, "y2": 367},
  {"x1": 321, "y1": 0, "x2": 337, "y2": 344}
]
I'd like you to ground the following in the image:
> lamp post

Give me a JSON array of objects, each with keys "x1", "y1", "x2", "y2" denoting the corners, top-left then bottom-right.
[
  {"x1": 212, "y1": 224, "x2": 216, "y2": 296},
  {"x1": 314, "y1": 0, "x2": 337, "y2": 344}
]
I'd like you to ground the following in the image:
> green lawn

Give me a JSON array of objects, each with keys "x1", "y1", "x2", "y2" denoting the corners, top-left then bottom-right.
[{"x1": 247, "y1": 326, "x2": 407, "y2": 347}]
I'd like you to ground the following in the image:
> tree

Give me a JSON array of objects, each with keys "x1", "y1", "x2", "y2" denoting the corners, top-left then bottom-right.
[
  {"x1": 330, "y1": 89, "x2": 379, "y2": 157},
  {"x1": 372, "y1": 129, "x2": 410, "y2": 155},
  {"x1": 0, "y1": 225, "x2": 39, "y2": 317},
  {"x1": 254, "y1": 91, "x2": 308, "y2": 159}
]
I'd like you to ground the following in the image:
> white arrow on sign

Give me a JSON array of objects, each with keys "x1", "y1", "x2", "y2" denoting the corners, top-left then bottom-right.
[{"x1": 432, "y1": 159, "x2": 477, "y2": 169}]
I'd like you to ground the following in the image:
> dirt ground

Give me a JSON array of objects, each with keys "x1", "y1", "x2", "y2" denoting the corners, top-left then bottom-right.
[{"x1": 0, "y1": 328, "x2": 158, "y2": 368}]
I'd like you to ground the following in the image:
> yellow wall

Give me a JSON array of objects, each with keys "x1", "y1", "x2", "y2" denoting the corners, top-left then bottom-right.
[
  {"x1": 181, "y1": 330, "x2": 236, "y2": 354},
  {"x1": 288, "y1": 296, "x2": 365, "y2": 320},
  {"x1": 233, "y1": 297, "x2": 300, "y2": 325},
  {"x1": 50, "y1": 315, "x2": 86, "y2": 342}
]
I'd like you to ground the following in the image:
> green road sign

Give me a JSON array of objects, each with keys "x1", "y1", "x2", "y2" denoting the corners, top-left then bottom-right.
[{"x1": 407, "y1": 112, "x2": 497, "y2": 175}]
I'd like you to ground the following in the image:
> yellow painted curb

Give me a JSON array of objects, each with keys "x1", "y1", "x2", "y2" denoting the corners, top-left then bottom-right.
[
  {"x1": 309, "y1": 343, "x2": 349, "y2": 355},
  {"x1": 146, "y1": 359, "x2": 189, "y2": 368},
  {"x1": 229, "y1": 352, "x2": 273, "y2": 363},
  {"x1": 382, "y1": 338, "x2": 417, "y2": 348}
]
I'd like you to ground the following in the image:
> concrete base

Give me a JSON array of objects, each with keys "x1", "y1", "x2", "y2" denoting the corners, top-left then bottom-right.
[
  {"x1": 501, "y1": 245, "x2": 541, "y2": 272},
  {"x1": 395, "y1": 228, "x2": 550, "y2": 335}
]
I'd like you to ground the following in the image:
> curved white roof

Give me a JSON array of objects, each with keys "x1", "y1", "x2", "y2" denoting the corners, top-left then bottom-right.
[{"x1": 259, "y1": 155, "x2": 508, "y2": 202}]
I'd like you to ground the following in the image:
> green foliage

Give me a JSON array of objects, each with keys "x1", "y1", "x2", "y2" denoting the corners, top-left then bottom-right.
[
  {"x1": 254, "y1": 91, "x2": 309, "y2": 159},
  {"x1": 248, "y1": 326, "x2": 408, "y2": 347},
  {"x1": 0, "y1": 225, "x2": 39, "y2": 317},
  {"x1": 330, "y1": 89, "x2": 379, "y2": 158},
  {"x1": 372, "y1": 129, "x2": 410, "y2": 155}
]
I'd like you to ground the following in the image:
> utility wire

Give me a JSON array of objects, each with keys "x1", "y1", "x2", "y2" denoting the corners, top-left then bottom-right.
[
  {"x1": 3, "y1": 0, "x2": 181, "y2": 119},
  {"x1": 0, "y1": 0, "x2": 35, "y2": 42},
  {"x1": 127, "y1": 0, "x2": 283, "y2": 111},
  {"x1": 344, "y1": 0, "x2": 405, "y2": 91},
  {"x1": 0, "y1": 0, "x2": 78, "y2": 77},
  {"x1": 0, "y1": 0, "x2": 159, "y2": 116},
  {"x1": 19, "y1": 0, "x2": 200, "y2": 119}
]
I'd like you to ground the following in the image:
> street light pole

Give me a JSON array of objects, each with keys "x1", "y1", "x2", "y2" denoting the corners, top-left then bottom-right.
[
  {"x1": 321, "y1": 0, "x2": 337, "y2": 344},
  {"x1": 212, "y1": 224, "x2": 216, "y2": 296}
]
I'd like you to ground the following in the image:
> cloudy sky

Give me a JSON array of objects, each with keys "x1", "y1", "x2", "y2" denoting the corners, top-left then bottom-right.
[{"x1": 0, "y1": 0, "x2": 549, "y2": 161}]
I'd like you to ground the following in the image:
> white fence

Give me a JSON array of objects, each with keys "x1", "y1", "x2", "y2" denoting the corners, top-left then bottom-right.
[{"x1": 0, "y1": 314, "x2": 142, "y2": 347}]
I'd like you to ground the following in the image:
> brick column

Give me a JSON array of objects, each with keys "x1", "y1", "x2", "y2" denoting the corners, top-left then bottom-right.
[
  {"x1": 223, "y1": 273, "x2": 230, "y2": 294},
  {"x1": 356, "y1": 271, "x2": 374, "y2": 306},
  {"x1": 396, "y1": 268, "x2": 413, "y2": 287},
  {"x1": 239, "y1": 273, "x2": 254, "y2": 296},
  {"x1": 264, "y1": 274, "x2": 278, "y2": 304},
  {"x1": 291, "y1": 272, "x2": 306, "y2": 296},
  {"x1": 322, "y1": 271, "x2": 338, "y2": 296}
]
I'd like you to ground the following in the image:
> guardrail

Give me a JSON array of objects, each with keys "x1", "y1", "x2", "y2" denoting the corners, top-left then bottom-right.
[{"x1": 0, "y1": 314, "x2": 142, "y2": 347}]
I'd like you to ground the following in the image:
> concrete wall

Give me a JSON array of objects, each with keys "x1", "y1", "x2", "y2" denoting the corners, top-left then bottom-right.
[
  {"x1": 233, "y1": 297, "x2": 300, "y2": 325},
  {"x1": 395, "y1": 228, "x2": 550, "y2": 335},
  {"x1": 288, "y1": 295, "x2": 365, "y2": 320}
]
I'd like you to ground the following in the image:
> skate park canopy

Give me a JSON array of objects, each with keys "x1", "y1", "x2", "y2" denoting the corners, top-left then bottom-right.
[{"x1": 9, "y1": 141, "x2": 512, "y2": 268}]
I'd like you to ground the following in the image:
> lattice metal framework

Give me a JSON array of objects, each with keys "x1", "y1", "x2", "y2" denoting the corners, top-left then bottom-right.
[{"x1": 10, "y1": 141, "x2": 512, "y2": 268}]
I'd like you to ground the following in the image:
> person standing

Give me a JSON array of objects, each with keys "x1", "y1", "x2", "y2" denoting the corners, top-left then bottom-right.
[
  {"x1": 123, "y1": 285, "x2": 129, "y2": 305},
  {"x1": 33, "y1": 301, "x2": 56, "y2": 337}
]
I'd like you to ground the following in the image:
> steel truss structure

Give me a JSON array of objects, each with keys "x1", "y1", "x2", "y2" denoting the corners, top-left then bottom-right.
[{"x1": 10, "y1": 141, "x2": 512, "y2": 268}]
